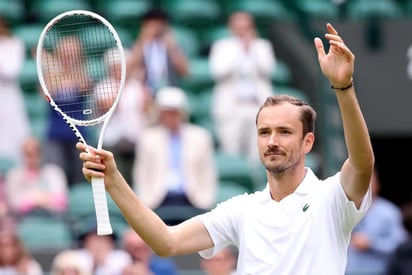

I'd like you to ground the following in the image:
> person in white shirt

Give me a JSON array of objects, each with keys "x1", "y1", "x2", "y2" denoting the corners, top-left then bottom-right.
[
  {"x1": 209, "y1": 11, "x2": 275, "y2": 164},
  {"x1": 77, "y1": 23, "x2": 374, "y2": 274},
  {"x1": 0, "y1": 16, "x2": 30, "y2": 166}
]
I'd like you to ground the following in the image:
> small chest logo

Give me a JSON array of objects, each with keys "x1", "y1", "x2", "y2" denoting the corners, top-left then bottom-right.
[{"x1": 302, "y1": 203, "x2": 310, "y2": 212}]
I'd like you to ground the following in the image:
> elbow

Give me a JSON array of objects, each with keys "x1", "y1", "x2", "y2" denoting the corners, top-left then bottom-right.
[
  {"x1": 365, "y1": 150, "x2": 376, "y2": 172},
  {"x1": 153, "y1": 242, "x2": 177, "y2": 257},
  {"x1": 350, "y1": 146, "x2": 375, "y2": 173}
]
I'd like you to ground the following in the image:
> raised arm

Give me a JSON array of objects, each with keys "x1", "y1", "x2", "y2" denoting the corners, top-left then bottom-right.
[
  {"x1": 76, "y1": 142, "x2": 214, "y2": 256},
  {"x1": 314, "y1": 23, "x2": 374, "y2": 207}
]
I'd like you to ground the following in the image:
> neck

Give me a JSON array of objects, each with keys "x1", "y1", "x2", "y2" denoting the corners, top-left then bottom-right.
[{"x1": 268, "y1": 167, "x2": 307, "y2": 202}]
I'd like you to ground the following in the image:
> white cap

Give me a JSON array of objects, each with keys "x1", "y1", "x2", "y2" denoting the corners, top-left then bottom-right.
[{"x1": 155, "y1": 86, "x2": 189, "y2": 112}]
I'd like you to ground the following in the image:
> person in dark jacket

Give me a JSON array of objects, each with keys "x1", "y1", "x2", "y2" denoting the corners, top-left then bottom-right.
[{"x1": 386, "y1": 202, "x2": 412, "y2": 275}]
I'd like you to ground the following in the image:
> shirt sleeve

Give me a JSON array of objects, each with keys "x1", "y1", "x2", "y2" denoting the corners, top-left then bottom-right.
[
  {"x1": 328, "y1": 172, "x2": 372, "y2": 234},
  {"x1": 196, "y1": 194, "x2": 247, "y2": 259}
]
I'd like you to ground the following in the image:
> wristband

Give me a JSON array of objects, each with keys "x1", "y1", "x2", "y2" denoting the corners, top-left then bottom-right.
[{"x1": 331, "y1": 80, "x2": 354, "y2": 91}]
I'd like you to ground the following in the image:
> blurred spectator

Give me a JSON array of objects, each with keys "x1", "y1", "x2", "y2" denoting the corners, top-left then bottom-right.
[
  {"x1": 74, "y1": 217, "x2": 131, "y2": 275},
  {"x1": 95, "y1": 48, "x2": 153, "y2": 184},
  {"x1": 127, "y1": 8, "x2": 188, "y2": 96},
  {"x1": 0, "y1": 15, "x2": 31, "y2": 166},
  {"x1": 407, "y1": 45, "x2": 412, "y2": 80},
  {"x1": 4, "y1": 136, "x2": 68, "y2": 217},
  {"x1": 50, "y1": 249, "x2": 92, "y2": 275},
  {"x1": 0, "y1": 177, "x2": 14, "y2": 231},
  {"x1": 346, "y1": 168, "x2": 407, "y2": 275},
  {"x1": 200, "y1": 246, "x2": 237, "y2": 275},
  {"x1": 209, "y1": 11, "x2": 275, "y2": 164},
  {"x1": 0, "y1": 228, "x2": 43, "y2": 274},
  {"x1": 386, "y1": 202, "x2": 412, "y2": 275},
  {"x1": 132, "y1": 86, "x2": 217, "y2": 225},
  {"x1": 41, "y1": 35, "x2": 91, "y2": 186},
  {"x1": 121, "y1": 227, "x2": 178, "y2": 275}
]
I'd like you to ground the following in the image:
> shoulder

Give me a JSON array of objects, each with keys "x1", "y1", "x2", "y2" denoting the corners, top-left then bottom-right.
[
  {"x1": 183, "y1": 124, "x2": 213, "y2": 140},
  {"x1": 9, "y1": 36, "x2": 25, "y2": 49},
  {"x1": 140, "y1": 125, "x2": 166, "y2": 138},
  {"x1": 185, "y1": 123, "x2": 211, "y2": 134},
  {"x1": 254, "y1": 37, "x2": 272, "y2": 46},
  {"x1": 211, "y1": 37, "x2": 237, "y2": 49},
  {"x1": 212, "y1": 190, "x2": 265, "y2": 213},
  {"x1": 375, "y1": 197, "x2": 403, "y2": 215},
  {"x1": 42, "y1": 163, "x2": 66, "y2": 173},
  {"x1": 4, "y1": 167, "x2": 23, "y2": 180}
]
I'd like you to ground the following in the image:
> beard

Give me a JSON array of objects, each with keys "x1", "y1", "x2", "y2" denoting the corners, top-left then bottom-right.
[{"x1": 261, "y1": 148, "x2": 301, "y2": 176}]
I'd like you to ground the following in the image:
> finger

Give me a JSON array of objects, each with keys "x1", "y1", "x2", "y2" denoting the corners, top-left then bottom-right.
[
  {"x1": 79, "y1": 151, "x2": 102, "y2": 165},
  {"x1": 82, "y1": 166, "x2": 105, "y2": 179},
  {"x1": 326, "y1": 22, "x2": 338, "y2": 35},
  {"x1": 76, "y1": 142, "x2": 87, "y2": 151},
  {"x1": 314, "y1": 37, "x2": 326, "y2": 59},
  {"x1": 325, "y1": 33, "x2": 343, "y2": 43},
  {"x1": 84, "y1": 160, "x2": 105, "y2": 172}
]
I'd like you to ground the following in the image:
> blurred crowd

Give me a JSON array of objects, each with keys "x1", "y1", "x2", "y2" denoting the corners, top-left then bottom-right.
[
  {"x1": 0, "y1": 4, "x2": 272, "y2": 273},
  {"x1": 1, "y1": 0, "x2": 412, "y2": 274}
]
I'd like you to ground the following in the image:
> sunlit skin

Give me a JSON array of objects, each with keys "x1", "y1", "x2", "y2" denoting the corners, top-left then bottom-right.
[{"x1": 257, "y1": 103, "x2": 314, "y2": 201}]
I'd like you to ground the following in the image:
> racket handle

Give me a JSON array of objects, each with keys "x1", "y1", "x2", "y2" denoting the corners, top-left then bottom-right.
[{"x1": 91, "y1": 177, "x2": 113, "y2": 235}]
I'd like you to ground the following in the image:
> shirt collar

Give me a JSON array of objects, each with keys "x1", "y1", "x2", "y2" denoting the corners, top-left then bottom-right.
[{"x1": 259, "y1": 168, "x2": 318, "y2": 201}]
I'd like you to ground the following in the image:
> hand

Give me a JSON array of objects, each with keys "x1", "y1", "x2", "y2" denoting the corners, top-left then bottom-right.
[
  {"x1": 314, "y1": 23, "x2": 354, "y2": 88},
  {"x1": 163, "y1": 31, "x2": 179, "y2": 52},
  {"x1": 33, "y1": 191, "x2": 51, "y2": 208},
  {"x1": 350, "y1": 231, "x2": 370, "y2": 251},
  {"x1": 76, "y1": 142, "x2": 118, "y2": 185}
]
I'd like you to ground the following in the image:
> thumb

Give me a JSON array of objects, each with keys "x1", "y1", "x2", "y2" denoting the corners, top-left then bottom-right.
[{"x1": 314, "y1": 37, "x2": 326, "y2": 60}]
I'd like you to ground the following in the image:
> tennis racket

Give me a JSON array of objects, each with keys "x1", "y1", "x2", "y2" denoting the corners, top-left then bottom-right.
[{"x1": 36, "y1": 10, "x2": 126, "y2": 235}]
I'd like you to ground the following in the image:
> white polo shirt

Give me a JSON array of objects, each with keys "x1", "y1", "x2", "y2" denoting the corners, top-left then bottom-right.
[{"x1": 197, "y1": 168, "x2": 371, "y2": 275}]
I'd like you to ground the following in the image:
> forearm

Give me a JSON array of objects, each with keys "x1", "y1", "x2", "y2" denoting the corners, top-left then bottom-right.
[
  {"x1": 168, "y1": 47, "x2": 188, "y2": 76},
  {"x1": 335, "y1": 86, "x2": 374, "y2": 171},
  {"x1": 126, "y1": 42, "x2": 144, "y2": 79},
  {"x1": 105, "y1": 171, "x2": 176, "y2": 256}
]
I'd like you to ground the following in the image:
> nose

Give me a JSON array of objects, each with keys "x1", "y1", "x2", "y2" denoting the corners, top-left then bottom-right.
[{"x1": 268, "y1": 133, "x2": 279, "y2": 146}]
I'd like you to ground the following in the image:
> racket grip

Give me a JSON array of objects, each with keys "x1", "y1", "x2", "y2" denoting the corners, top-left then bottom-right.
[{"x1": 91, "y1": 177, "x2": 113, "y2": 235}]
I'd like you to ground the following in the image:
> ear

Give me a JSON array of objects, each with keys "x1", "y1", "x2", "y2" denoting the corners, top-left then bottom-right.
[{"x1": 303, "y1": 132, "x2": 315, "y2": 154}]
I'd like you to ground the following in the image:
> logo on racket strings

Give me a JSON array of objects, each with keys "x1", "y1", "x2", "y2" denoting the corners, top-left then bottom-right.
[{"x1": 83, "y1": 109, "x2": 92, "y2": 115}]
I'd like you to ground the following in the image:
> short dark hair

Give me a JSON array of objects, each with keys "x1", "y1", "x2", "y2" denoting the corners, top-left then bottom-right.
[
  {"x1": 141, "y1": 8, "x2": 169, "y2": 22},
  {"x1": 255, "y1": 94, "x2": 316, "y2": 137}
]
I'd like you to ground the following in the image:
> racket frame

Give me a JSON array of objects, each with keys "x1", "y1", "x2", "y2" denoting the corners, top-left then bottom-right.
[{"x1": 36, "y1": 9, "x2": 127, "y2": 235}]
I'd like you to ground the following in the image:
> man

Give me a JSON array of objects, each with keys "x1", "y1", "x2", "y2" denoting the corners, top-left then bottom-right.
[
  {"x1": 126, "y1": 8, "x2": 188, "y2": 95},
  {"x1": 121, "y1": 227, "x2": 178, "y2": 275},
  {"x1": 209, "y1": 11, "x2": 275, "y2": 164},
  {"x1": 77, "y1": 23, "x2": 374, "y2": 274},
  {"x1": 346, "y1": 169, "x2": 407, "y2": 274},
  {"x1": 132, "y1": 86, "x2": 217, "y2": 225},
  {"x1": 386, "y1": 202, "x2": 412, "y2": 274}
]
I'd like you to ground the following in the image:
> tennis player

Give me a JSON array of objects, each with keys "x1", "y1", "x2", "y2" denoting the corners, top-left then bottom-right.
[{"x1": 77, "y1": 23, "x2": 374, "y2": 274}]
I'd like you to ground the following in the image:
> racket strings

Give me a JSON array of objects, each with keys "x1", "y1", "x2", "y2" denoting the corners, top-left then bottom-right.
[{"x1": 41, "y1": 14, "x2": 121, "y2": 122}]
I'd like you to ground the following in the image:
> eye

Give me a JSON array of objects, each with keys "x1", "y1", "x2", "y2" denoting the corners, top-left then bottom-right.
[
  {"x1": 258, "y1": 129, "x2": 270, "y2": 136},
  {"x1": 280, "y1": 129, "x2": 291, "y2": 135}
]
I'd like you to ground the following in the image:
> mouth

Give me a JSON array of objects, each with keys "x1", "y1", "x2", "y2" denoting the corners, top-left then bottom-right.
[{"x1": 264, "y1": 150, "x2": 284, "y2": 157}]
